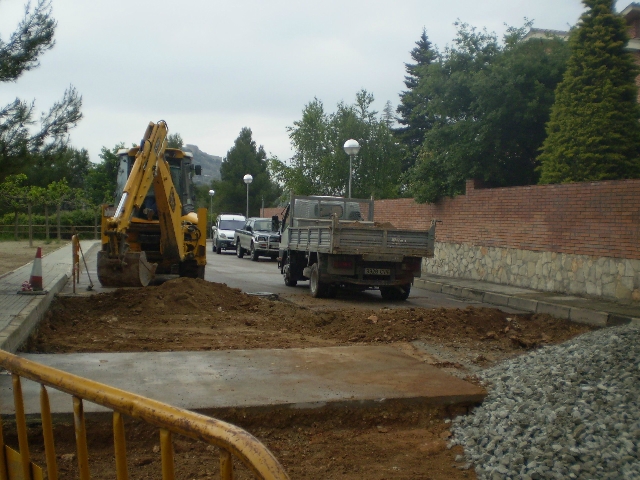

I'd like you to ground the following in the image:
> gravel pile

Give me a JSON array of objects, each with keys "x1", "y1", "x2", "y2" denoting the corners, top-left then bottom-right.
[{"x1": 451, "y1": 324, "x2": 640, "y2": 480}]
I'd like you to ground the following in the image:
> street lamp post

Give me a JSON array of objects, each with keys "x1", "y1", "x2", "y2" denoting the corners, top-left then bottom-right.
[
  {"x1": 243, "y1": 174, "x2": 253, "y2": 218},
  {"x1": 208, "y1": 189, "x2": 215, "y2": 238},
  {"x1": 343, "y1": 139, "x2": 360, "y2": 198}
]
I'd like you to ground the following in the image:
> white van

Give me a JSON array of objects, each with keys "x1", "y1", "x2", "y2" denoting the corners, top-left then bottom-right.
[{"x1": 212, "y1": 213, "x2": 246, "y2": 253}]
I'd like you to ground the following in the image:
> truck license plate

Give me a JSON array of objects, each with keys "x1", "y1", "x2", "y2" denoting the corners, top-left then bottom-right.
[{"x1": 365, "y1": 268, "x2": 390, "y2": 276}]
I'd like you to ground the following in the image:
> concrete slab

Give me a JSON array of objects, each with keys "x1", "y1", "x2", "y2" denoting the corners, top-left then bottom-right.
[{"x1": 0, "y1": 346, "x2": 486, "y2": 415}]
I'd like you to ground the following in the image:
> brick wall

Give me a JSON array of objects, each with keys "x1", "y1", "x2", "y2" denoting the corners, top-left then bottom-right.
[
  {"x1": 261, "y1": 207, "x2": 283, "y2": 219},
  {"x1": 373, "y1": 179, "x2": 640, "y2": 260}
]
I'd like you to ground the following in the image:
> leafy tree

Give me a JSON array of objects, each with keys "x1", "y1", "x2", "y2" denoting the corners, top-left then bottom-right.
[
  {"x1": 0, "y1": 174, "x2": 29, "y2": 239},
  {"x1": 270, "y1": 90, "x2": 403, "y2": 199},
  {"x1": 26, "y1": 185, "x2": 46, "y2": 245},
  {"x1": 26, "y1": 146, "x2": 90, "y2": 188},
  {"x1": 85, "y1": 144, "x2": 123, "y2": 204},
  {"x1": 404, "y1": 22, "x2": 569, "y2": 203},
  {"x1": 166, "y1": 132, "x2": 184, "y2": 149},
  {"x1": 395, "y1": 29, "x2": 438, "y2": 172},
  {"x1": 47, "y1": 178, "x2": 72, "y2": 239},
  {"x1": 211, "y1": 128, "x2": 280, "y2": 217},
  {"x1": 538, "y1": 0, "x2": 640, "y2": 183},
  {"x1": 0, "y1": 0, "x2": 82, "y2": 181}
]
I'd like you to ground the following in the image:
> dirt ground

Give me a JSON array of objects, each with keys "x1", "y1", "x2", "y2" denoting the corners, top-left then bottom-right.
[
  {"x1": 15, "y1": 277, "x2": 596, "y2": 479},
  {"x1": 0, "y1": 240, "x2": 69, "y2": 276}
]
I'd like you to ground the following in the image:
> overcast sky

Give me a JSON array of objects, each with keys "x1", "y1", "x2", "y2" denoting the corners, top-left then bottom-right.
[{"x1": 0, "y1": 0, "x2": 619, "y2": 164}]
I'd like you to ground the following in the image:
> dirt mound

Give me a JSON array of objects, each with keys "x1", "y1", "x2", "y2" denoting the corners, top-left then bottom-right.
[
  {"x1": 26, "y1": 278, "x2": 594, "y2": 359},
  {"x1": 87, "y1": 277, "x2": 261, "y2": 317}
]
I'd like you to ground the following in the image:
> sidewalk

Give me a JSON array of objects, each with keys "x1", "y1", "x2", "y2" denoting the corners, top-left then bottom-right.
[
  {"x1": 414, "y1": 275, "x2": 640, "y2": 327},
  {"x1": 0, "y1": 240, "x2": 99, "y2": 353}
]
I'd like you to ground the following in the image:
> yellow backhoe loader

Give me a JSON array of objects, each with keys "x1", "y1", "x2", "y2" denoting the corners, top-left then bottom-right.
[{"x1": 97, "y1": 121, "x2": 207, "y2": 287}]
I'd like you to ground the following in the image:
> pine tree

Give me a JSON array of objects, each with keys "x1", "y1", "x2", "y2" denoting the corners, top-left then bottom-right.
[
  {"x1": 0, "y1": 0, "x2": 82, "y2": 181},
  {"x1": 538, "y1": 0, "x2": 640, "y2": 183},
  {"x1": 395, "y1": 29, "x2": 437, "y2": 172}
]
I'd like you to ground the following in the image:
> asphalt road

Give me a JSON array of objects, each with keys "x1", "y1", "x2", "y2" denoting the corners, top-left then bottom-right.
[
  {"x1": 73, "y1": 240, "x2": 517, "y2": 312},
  {"x1": 204, "y1": 241, "x2": 509, "y2": 311}
]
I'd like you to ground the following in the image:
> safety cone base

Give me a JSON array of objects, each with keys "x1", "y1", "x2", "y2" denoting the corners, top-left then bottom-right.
[{"x1": 17, "y1": 290, "x2": 48, "y2": 296}]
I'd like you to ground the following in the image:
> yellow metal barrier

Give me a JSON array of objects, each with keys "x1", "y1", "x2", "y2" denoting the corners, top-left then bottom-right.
[{"x1": 0, "y1": 350, "x2": 290, "y2": 480}]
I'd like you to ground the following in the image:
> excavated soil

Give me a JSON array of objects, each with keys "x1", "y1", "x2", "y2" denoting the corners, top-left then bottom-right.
[{"x1": 18, "y1": 278, "x2": 595, "y2": 479}]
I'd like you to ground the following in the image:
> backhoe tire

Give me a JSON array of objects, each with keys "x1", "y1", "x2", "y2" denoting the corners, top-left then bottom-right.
[
  {"x1": 179, "y1": 260, "x2": 201, "y2": 279},
  {"x1": 309, "y1": 264, "x2": 329, "y2": 298},
  {"x1": 250, "y1": 243, "x2": 259, "y2": 261},
  {"x1": 236, "y1": 242, "x2": 244, "y2": 258}
]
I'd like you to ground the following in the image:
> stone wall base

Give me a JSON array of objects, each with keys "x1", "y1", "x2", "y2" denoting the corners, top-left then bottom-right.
[{"x1": 423, "y1": 243, "x2": 640, "y2": 303}]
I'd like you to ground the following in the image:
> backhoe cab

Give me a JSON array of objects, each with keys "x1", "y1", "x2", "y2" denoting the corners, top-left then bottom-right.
[{"x1": 97, "y1": 121, "x2": 207, "y2": 287}]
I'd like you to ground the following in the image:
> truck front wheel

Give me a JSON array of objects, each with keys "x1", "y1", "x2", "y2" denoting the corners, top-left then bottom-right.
[
  {"x1": 236, "y1": 242, "x2": 244, "y2": 258},
  {"x1": 309, "y1": 264, "x2": 329, "y2": 298},
  {"x1": 250, "y1": 242, "x2": 260, "y2": 261}
]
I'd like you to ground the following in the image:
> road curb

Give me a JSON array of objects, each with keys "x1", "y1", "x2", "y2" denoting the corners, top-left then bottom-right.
[
  {"x1": 414, "y1": 277, "x2": 636, "y2": 328},
  {"x1": 0, "y1": 273, "x2": 68, "y2": 353},
  {"x1": 536, "y1": 301, "x2": 571, "y2": 320}
]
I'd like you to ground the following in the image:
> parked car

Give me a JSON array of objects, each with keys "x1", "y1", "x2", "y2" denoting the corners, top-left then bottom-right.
[
  {"x1": 235, "y1": 217, "x2": 280, "y2": 261},
  {"x1": 212, "y1": 214, "x2": 246, "y2": 254}
]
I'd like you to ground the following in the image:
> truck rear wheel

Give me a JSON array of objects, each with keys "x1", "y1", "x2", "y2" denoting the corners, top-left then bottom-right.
[
  {"x1": 309, "y1": 264, "x2": 329, "y2": 298},
  {"x1": 236, "y1": 242, "x2": 244, "y2": 258},
  {"x1": 380, "y1": 284, "x2": 411, "y2": 301},
  {"x1": 284, "y1": 265, "x2": 297, "y2": 286}
]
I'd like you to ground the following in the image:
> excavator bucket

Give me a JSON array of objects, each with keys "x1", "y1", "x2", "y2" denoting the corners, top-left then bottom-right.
[{"x1": 97, "y1": 250, "x2": 157, "y2": 287}]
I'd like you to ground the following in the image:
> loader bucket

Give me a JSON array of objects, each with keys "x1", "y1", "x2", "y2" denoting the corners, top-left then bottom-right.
[{"x1": 97, "y1": 250, "x2": 157, "y2": 287}]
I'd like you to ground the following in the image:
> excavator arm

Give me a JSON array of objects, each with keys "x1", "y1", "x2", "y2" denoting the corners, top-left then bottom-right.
[
  {"x1": 111, "y1": 121, "x2": 168, "y2": 234},
  {"x1": 97, "y1": 121, "x2": 168, "y2": 287}
]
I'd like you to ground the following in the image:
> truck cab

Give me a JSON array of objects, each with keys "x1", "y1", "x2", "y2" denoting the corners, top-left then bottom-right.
[{"x1": 212, "y1": 214, "x2": 246, "y2": 253}]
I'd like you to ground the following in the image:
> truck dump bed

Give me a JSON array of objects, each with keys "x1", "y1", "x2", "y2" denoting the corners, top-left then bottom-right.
[{"x1": 284, "y1": 196, "x2": 435, "y2": 258}]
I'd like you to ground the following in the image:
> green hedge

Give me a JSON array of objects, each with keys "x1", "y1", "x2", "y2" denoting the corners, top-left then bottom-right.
[{"x1": 0, "y1": 209, "x2": 99, "y2": 227}]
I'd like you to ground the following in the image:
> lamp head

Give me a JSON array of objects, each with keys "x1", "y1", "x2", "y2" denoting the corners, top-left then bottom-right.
[
  {"x1": 243, "y1": 174, "x2": 253, "y2": 185},
  {"x1": 343, "y1": 139, "x2": 360, "y2": 156}
]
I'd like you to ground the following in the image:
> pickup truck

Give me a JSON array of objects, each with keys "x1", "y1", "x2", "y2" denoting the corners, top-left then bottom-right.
[
  {"x1": 235, "y1": 217, "x2": 281, "y2": 261},
  {"x1": 278, "y1": 194, "x2": 436, "y2": 300}
]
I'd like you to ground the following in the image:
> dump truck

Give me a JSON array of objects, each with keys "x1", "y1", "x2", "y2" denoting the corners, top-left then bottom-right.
[
  {"x1": 97, "y1": 121, "x2": 207, "y2": 287},
  {"x1": 278, "y1": 194, "x2": 436, "y2": 300}
]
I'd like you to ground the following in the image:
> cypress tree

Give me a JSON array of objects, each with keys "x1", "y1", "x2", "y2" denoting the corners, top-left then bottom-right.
[
  {"x1": 395, "y1": 29, "x2": 437, "y2": 172},
  {"x1": 538, "y1": 0, "x2": 640, "y2": 184}
]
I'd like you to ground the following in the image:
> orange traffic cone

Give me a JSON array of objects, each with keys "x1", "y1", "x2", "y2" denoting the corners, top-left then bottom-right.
[{"x1": 29, "y1": 247, "x2": 44, "y2": 291}]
